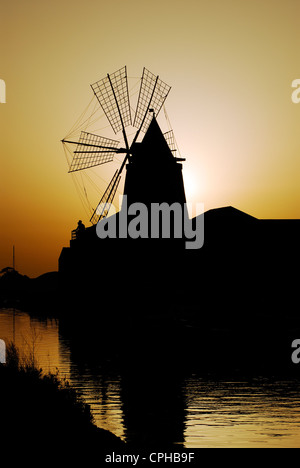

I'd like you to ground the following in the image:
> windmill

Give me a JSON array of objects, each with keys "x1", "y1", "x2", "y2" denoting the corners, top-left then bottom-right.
[{"x1": 62, "y1": 66, "x2": 185, "y2": 226}]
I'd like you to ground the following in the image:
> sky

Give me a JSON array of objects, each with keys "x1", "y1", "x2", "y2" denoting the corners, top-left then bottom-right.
[{"x1": 0, "y1": 0, "x2": 300, "y2": 277}]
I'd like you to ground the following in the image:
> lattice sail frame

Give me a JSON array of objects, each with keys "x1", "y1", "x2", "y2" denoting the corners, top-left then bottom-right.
[
  {"x1": 91, "y1": 66, "x2": 132, "y2": 134},
  {"x1": 90, "y1": 170, "x2": 121, "y2": 225},
  {"x1": 163, "y1": 130, "x2": 176, "y2": 153},
  {"x1": 133, "y1": 68, "x2": 171, "y2": 134},
  {"x1": 69, "y1": 132, "x2": 120, "y2": 172},
  {"x1": 65, "y1": 66, "x2": 173, "y2": 225}
]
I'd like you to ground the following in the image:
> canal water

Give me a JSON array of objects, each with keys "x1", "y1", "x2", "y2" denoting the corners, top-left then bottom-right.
[{"x1": 1, "y1": 308, "x2": 300, "y2": 448}]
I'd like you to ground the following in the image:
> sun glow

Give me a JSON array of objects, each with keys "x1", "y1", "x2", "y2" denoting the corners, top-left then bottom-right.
[
  {"x1": 1, "y1": 0, "x2": 300, "y2": 277},
  {"x1": 183, "y1": 170, "x2": 197, "y2": 201}
]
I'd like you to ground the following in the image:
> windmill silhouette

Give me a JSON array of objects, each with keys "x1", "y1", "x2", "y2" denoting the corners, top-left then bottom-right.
[{"x1": 62, "y1": 66, "x2": 186, "y2": 226}]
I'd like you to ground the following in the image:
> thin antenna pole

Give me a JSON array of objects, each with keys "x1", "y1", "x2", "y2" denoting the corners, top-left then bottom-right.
[
  {"x1": 12, "y1": 245, "x2": 15, "y2": 343},
  {"x1": 13, "y1": 308, "x2": 15, "y2": 343}
]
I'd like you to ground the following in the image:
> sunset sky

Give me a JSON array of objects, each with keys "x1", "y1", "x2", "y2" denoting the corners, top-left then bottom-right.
[{"x1": 1, "y1": 0, "x2": 300, "y2": 277}]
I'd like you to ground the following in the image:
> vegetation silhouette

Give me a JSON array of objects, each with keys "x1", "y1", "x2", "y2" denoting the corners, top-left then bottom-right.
[{"x1": 0, "y1": 342, "x2": 125, "y2": 462}]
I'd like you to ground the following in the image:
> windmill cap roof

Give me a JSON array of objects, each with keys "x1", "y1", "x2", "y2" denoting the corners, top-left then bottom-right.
[{"x1": 133, "y1": 117, "x2": 174, "y2": 163}]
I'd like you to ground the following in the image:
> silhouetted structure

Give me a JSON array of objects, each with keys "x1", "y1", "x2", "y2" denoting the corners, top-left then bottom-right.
[
  {"x1": 61, "y1": 67, "x2": 180, "y2": 224},
  {"x1": 59, "y1": 66, "x2": 190, "y2": 306},
  {"x1": 123, "y1": 117, "x2": 186, "y2": 208},
  {"x1": 58, "y1": 66, "x2": 300, "y2": 379}
]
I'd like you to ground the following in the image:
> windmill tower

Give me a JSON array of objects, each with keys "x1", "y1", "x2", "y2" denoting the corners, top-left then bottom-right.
[
  {"x1": 62, "y1": 66, "x2": 187, "y2": 231},
  {"x1": 59, "y1": 66, "x2": 189, "y2": 308}
]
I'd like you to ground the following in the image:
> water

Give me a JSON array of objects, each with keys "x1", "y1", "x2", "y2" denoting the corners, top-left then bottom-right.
[
  {"x1": 184, "y1": 377, "x2": 300, "y2": 447},
  {"x1": 0, "y1": 309, "x2": 125, "y2": 440},
  {"x1": 1, "y1": 308, "x2": 300, "y2": 448}
]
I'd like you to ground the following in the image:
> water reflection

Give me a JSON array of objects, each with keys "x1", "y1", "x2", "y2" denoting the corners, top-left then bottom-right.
[
  {"x1": 184, "y1": 377, "x2": 300, "y2": 447},
  {"x1": 0, "y1": 308, "x2": 66, "y2": 373},
  {"x1": 67, "y1": 364, "x2": 125, "y2": 440},
  {"x1": 0, "y1": 309, "x2": 125, "y2": 440},
  {"x1": 1, "y1": 308, "x2": 300, "y2": 448},
  {"x1": 120, "y1": 366, "x2": 186, "y2": 447}
]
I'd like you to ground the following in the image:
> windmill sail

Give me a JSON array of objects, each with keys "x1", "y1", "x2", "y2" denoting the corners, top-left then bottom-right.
[
  {"x1": 90, "y1": 170, "x2": 121, "y2": 225},
  {"x1": 163, "y1": 130, "x2": 176, "y2": 153},
  {"x1": 91, "y1": 66, "x2": 131, "y2": 135},
  {"x1": 133, "y1": 68, "x2": 171, "y2": 135},
  {"x1": 68, "y1": 131, "x2": 120, "y2": 172},
  {"x1": 63, "y1": 66, "x2": 174, "y2": 226}
]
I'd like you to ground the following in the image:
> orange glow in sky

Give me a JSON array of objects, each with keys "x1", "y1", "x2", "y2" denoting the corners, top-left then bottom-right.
[{"x1": 1, "y1": 0, "x2": 300, "y2": 277}]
